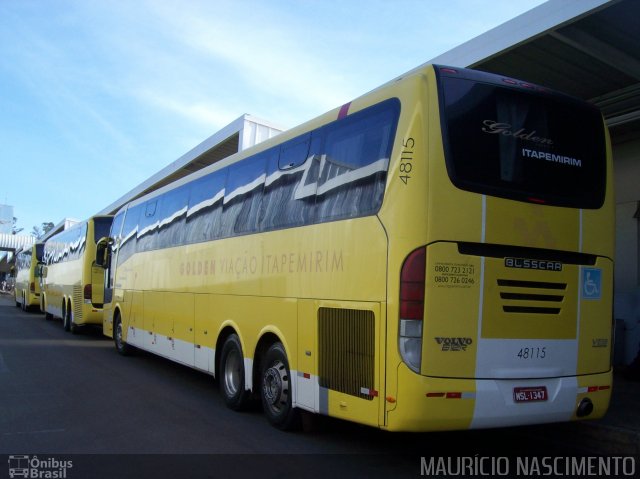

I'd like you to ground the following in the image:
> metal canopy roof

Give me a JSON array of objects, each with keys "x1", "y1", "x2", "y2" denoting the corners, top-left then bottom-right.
[
  {"x1": 428, "y1": 0, "x2": 640, "y2": 145},
  {"x1": 97, "y1": 114, "x2": 283, "y2": 216}
]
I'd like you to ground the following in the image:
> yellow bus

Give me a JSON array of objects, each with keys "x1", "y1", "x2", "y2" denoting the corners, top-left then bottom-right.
[
  {"x1": 95, "y1": 64, "x2": 613, "y2": 431},
  {"x1": 14, "y1": 243, "x2": 44, "y2": 311},
  {"x1": 42, "y1": 216, "x2": 113, "y2": 332}
]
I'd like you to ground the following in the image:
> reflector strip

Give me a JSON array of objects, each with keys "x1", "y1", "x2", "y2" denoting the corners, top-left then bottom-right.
[
  {"x1": 426, "y1": 392, "x2": 476, "y2": 399},
  {"x1": 360, "y1": 387, "x2": 378, "y2": 397},
  {"x1": 303, "y1": 373, "x2": 311, "y2": 379},
  {"x1": 579, "y1": 385, "x2": 610, "y2": 394},
  {"x1": 338, "y1": 102, "x2": 351, "y2": 120}
]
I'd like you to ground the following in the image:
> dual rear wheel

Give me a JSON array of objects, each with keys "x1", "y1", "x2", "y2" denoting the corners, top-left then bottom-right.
[
  {"x1": 219, "y1": 334, "x2": 299, "y2": 430},
  {"x1": 62, "y1": 300, "x2": 78, "y2": 334},
  {"x1": 111, "y1": 323, "x2": 299, "y2": 430}
]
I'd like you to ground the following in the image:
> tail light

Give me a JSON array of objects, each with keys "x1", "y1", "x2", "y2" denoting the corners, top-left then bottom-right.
[
  {"x1": 399, "y1": 247, "x2": 426, "y2": 373},
  {"x1": 30, "y1": 282, "x2": 35, "y2": 293},
  {"x1": 84, "y1": 284, "x2": 92, "y2": 300}
]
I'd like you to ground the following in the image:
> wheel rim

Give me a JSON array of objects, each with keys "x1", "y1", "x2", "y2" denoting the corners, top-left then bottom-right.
[
  {"x1": 115, "y1": 322, "x2": 123, "y2": 348},
  {"x1": 223, "y1": 349, "x2": 242, "y2": 396},
  {"x1": 263, "y1": 360, "x2": 289, "y2": 414}
]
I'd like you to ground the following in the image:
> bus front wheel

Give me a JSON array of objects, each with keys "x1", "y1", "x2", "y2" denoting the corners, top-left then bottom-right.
[
  {"x1": 219, "y1": 334, "x2": 250, "y2": 411},
  {"x1": 260, "y1": 342, "x2": 300, "y2": 431},
  {"x1": 114, "y1": 315, "x2": 132, "y2": 356}
]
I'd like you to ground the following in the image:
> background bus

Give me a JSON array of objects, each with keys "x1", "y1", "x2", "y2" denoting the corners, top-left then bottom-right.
[
  {"x1": 42, "y1": 215, "x2": 113, "y2": 332},
  {"x1": 14, "y1": 243, "x2": 44, "y2": 312},
  {"x1": 95, "y1": 64, "x2": 613, "y2": 431}
]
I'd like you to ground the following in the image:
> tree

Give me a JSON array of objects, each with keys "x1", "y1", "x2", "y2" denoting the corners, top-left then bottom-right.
[
  {"x1": 12, "y1": 217, "x2": 23, "y2": 235},
  {"x1": 42, "y1": 222, "x2": 54, "y2": 236},
  {"x1": 30, "y1": 222, "x2": 55, "y2": 239}
]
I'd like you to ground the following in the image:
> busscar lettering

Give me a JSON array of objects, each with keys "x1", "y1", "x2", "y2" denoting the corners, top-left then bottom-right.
[{"x1": 505, "y1": 257, "x2": 562, "y2": 272}]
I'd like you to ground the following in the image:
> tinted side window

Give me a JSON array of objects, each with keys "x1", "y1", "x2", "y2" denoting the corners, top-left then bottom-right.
[
  {"x1": 115, "y1": 98, "x2": 399, "y2": 255},
  {"x1": 222, "y1": 155, "x2": 266, "y2": 236},
  {"x1": 108, "y1": 211, "x2": 125, "y2": 287},
  {"x1": 278, "y1": 133, "x2": 310, "y2": 170},
  {"x1": 156, "y1": 184, "x2": 189, "y2": 249},
  {"x1": 109, "y1": 210, "x2": 125, "y2": 257},
  {"x1": 110, "y1": 211, "x2": 125, "y2": 239},
  {"x1": 260, "y1": 136, "x2": 320, "y2": 231},
  {"x1": 44, "y1": 223, "x2": 87, "y2": 265},
  {"x1": 137, "y1": 200, "x2": 158, "y2": 253},
  {"x1": 185, "y1": 170, "x2": 226, "y2": 244},
  {"x1": 118, "y1": 204, "x2": 142, "y2": 266},
  {"x1": 316, "y1": 98, "x2": 399, "y2": 222},
  {"x1": 17, "y1": 251, "x2": 32, "y2": 271}
]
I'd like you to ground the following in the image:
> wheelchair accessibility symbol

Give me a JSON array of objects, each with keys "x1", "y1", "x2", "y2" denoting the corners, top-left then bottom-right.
[{"x1": 582, "y1": 268, "x2": 602, "y2": 300}]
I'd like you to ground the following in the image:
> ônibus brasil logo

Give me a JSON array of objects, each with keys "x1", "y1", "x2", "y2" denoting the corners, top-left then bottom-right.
[{"x1": 8, "y1": 455, "x2": 73, "y2": 478}]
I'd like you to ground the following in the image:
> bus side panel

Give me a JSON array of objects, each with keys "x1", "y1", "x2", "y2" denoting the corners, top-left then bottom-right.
[
  {"x1": 422, "y1": 242, "x2": 481, "y2": 379},
  {"x1": 194, "y1": 293, "x2": 298, "y2": 384},
  {"x1": 376, "y1": 74, "x2": 429, "y2": 408},
  {"x1": 194, "y1": 294, "x2": 216, "y2": 372},
  {"x1": 576, "y1": 258, "x2": 614, "y2": 376},
  {"x1": 123, "y1": 290, "x2": 144, "y2": 348}
]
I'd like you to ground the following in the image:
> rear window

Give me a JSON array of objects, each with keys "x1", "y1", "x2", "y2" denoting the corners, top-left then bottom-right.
[{"x1": 437, "y1": 70, "x2": 606, "y2": 208}]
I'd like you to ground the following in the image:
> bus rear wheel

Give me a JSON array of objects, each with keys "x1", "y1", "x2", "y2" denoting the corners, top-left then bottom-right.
[
  {"x1": 219, "y1": 334, "x2": 251, "y2": 411},
  {"x1": 62, "y1": 301, "x2": 70, "y2": 331},
  {"x1": 260, "y1": 342, "x2": 300, "y2": 431}
]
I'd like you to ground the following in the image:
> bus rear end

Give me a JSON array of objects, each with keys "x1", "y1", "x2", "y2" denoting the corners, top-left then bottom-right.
[{"x1": 390, "y1": 65, "x2": 613, "y2": 431}]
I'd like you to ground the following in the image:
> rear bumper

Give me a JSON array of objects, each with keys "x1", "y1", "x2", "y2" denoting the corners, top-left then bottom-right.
[{"x1": 385, "y1": 364, "x2": 612, "y2": 432}]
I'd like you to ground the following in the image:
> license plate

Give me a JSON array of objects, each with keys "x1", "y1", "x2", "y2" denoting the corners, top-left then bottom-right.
[{"x1": 513, "y1": 386, "x2": 548, "y2": 403}]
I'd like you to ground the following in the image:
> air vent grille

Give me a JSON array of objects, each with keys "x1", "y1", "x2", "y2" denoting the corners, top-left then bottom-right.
[{"x1": 319, "y1": 308, "x2": 375, "y2": 400}]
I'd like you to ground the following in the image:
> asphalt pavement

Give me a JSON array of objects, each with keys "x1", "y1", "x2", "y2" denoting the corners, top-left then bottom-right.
[{"x1": 0, "y1": 291, "x2": 638, "y2": 478}]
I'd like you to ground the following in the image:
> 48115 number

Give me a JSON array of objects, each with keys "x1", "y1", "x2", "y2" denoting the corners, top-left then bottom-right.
[
  {"x1": 399, "y1": 137, "x2": 414, "y2": 184},
  {"x1": 517, "y1": 347, "x2": 546, "y2": 360}
]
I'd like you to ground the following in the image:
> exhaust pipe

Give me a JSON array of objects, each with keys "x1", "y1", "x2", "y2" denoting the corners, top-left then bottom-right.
[{"x1": 576, "y1": 398, "x2": 594, "y2": 418}]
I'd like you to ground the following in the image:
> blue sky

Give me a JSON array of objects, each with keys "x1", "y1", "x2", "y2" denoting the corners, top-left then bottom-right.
[{"x1": 1, "y1": 0, "x2": 545, "y2": 235}]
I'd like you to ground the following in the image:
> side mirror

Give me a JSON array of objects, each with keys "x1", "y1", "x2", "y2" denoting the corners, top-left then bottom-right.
[
  {"x1": 42, "y1": 266, "x2": 48, "y2": 278},
  {"x1": 9, "y1": 266, "x2": 15, "y2": 278},
  {"x1": 35, "y1": 262, "x2": 44, "y2": 278},
  {"x1": 95, "y1": 237, "x2": 113, "y2": 268}
]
